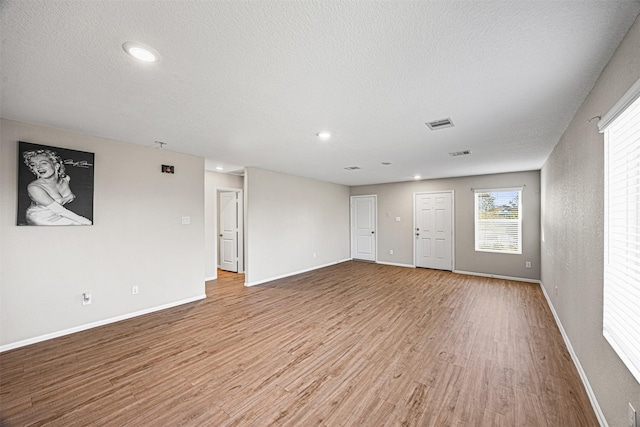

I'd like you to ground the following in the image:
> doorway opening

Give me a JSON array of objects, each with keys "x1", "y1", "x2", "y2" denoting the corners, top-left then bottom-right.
[{"x1": 218, "y1": 189, "x2": 244, "y2": 273}]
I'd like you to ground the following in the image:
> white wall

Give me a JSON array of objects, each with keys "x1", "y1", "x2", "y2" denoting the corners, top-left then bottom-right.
[
  {"x1": 245, "y1": 167, "x2": 350, "y2": 285},
  {"x1": 541, "y1": 16, "x2": 640, "y2": 427},
  {"x1": 0, "y1": 119, "x2": 205, "y2": 349},
  {"x1": 352, "y1": 170, "x2": 541, "y2": 280},
  {"x1": 204, "y1": 170, "x2": 244, "y2": 280}
]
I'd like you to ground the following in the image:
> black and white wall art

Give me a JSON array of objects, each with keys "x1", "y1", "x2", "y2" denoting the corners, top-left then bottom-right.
[{"x1": 17, "y1": 141, "x2": 94, "y2": 226}]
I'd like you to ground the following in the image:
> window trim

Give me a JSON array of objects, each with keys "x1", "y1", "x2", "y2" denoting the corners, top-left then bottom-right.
[
  {"x1": 598, "y1": 77, "x2": 640, "y2": 133},
  {"x1": 474, "y1": 187, "x2": 523, "y2": 255},
  {"x1": 602, "y1": 77, "x2": 640, "y2": 384}
]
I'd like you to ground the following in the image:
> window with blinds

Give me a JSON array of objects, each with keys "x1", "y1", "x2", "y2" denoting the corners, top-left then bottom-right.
[
  {"x1": 474, "y1": 188, "x2": 522, "y2": 254},
  {"x1": 602, "y1": 83, "x2": 640, "y2": 384}
]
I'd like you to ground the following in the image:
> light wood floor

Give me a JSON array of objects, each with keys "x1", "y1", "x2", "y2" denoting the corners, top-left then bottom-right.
[{"x1": 1, "y1": 261, "x2": 597, "y2": 426}]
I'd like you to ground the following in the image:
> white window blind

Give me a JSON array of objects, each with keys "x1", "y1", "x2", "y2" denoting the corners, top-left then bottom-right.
[
  {"x1": 474, "y1": 188, "x2": 522, "y2": 254},
  {"x1": 603, "y1": 89, "x2": 640, "y2": 384}
]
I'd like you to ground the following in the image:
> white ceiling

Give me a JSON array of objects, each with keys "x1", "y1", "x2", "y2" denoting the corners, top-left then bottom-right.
[{"x1": 2, "y1": 1, "x2": 639, "y2": 186}]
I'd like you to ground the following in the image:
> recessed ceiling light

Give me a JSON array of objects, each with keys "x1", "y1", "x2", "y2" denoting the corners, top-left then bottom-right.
[
  {"x1": 414, "y1": 175, "x2": 421, "y2": 179},
  {"x1": 316, "y1": 132, "x2": 331, "y2": 139},
  {"x1": 215, "y1": 166, "x2": 224, "y2": 171},
  {"x1": 122, "y1": 41, "x2": 160, "y2": 63}
]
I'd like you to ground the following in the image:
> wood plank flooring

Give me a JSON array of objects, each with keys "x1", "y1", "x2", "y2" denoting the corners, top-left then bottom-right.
[{"x1": 0, "y1": 261, "x2": 598, "y2": 426}]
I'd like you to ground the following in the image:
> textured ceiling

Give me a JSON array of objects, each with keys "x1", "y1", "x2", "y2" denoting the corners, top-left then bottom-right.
[{"x1": 1, "y1": 1, "x2": 639, "y2": 186}]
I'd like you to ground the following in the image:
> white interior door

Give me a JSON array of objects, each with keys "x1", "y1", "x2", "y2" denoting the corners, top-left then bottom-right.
[
  {"x1": 351, "y1": 195, "x2": 376, "y2": 261},
  {"x1": 219, "y1": 191, "x2": 238, "y2": 272},
  {"x1": 415, "y1": 192, "x2": 453, "y2": 270}
]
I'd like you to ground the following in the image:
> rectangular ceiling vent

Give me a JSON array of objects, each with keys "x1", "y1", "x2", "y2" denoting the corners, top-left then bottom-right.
[
  {"x1": 449, "y1": 150, "x2": 471, "y2": 157},
  {"x1": 426, "y1": 118, "x2": 454, "y2": 130},
  {"x1": 344, "y1": 166, "x2": 361, "y2": 170}
]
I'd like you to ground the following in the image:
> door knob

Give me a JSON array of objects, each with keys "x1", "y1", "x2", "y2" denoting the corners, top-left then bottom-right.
[
  {"x1": 219, "y1": 234, "x2": 223, "y2": 237},
  {"x1": 371, "y1": 231, "x2": 375, "y2": 234}
]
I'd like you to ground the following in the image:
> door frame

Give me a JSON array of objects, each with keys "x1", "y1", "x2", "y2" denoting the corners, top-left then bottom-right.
[
  {"x1": 413, "y1": 190, "x2": 455, "y2": 270},
  {"x1": 217, "y1": 188, "x2": 244, "y2": 273},
  {"x1": 350, "y1": 195, "x2": 377, "y2": 262}
]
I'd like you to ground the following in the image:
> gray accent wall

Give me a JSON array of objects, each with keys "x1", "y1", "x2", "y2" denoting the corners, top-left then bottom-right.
[
  {"x1": 245, "y1": 167, "x2": 350, "y2": 285},
  {"x1": 541, "y1": 16, "x2": 640, "y2": 427},
  {"x1": 0, "y1": 119, "x2": 205, "y2": 349},
  {"x1": 351, "y1": 170, "x2": 541, "y2": 280}
]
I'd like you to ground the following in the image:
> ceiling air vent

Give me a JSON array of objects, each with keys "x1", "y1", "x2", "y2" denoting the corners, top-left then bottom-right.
[
  {"x1": 426, "y1": 118, "x2": 454, "y2": 130},
  {"x1": 344, "y1": 166, "x2": 361, "y2": 170},
  {"x1": 449, "y1": 150, "x2": 471, "y2": 157}
]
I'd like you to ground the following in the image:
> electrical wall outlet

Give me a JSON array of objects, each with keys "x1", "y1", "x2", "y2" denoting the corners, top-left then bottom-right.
[
  {"x1": 389, "y1": 249, "x2": 394, "y2": 255},
  {"x1": 132, "y1": 285, "x2": 139, "y2": 295},
  {"x1": 554, "y1": 286, "x2": 558, "y2": 297},
  {"x1": 629, "y1": 403, "x2": 637, "y2": 427},
  {"x1": 525, "y1": 261, "x2": 532, "y2": 268},
  {"x1": 82, "y1": 292, "x2": 92, "y2": 306}
]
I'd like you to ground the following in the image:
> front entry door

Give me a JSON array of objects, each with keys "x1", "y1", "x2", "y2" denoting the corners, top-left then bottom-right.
[
  {"x1": 415, "y1": 192, "x2": 453, "y2": 270},
  {"x1": 351, "y1": 195, "x2": 376, "y2": 261},
  {"x1": 219, "y1": 191, "x2": 238, "y2": 272}
]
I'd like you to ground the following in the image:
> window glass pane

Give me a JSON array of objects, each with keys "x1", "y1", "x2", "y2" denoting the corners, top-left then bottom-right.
[{"x1": 475, "y1": 189, "x2": 521, "y2": 254}]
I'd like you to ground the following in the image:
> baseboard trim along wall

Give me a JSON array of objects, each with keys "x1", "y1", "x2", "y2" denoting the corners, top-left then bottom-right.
[
  {"x1": 244, "y1": 259, "x2": 351, "y2": 287},
  {"x1": 376, "y1": 261, "x2": 416, "y2": 268},
  {"x1": 453, "y1": 270, "x2": 540, "y2": 284},
  {"x1": 205, "y1": 275, "x2": 218, "y2": 282},
  {"x1": 0, "y1": 294, "x2": 207, "y2": 353},
  {"x1": 539, "y1": 282, "x2": 607, "y2": 427}
]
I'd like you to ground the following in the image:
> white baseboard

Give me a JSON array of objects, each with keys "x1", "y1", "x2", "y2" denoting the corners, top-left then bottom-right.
[
  {"x1": 205, "y1": 275, "x2": 217, "y2": 282},
  {"x1": 0, "y1": 294, "x2": 207, "y2": 353},
  {"x1": 244, "y1": 259, "x2": 351, "y2": 287},
  {"x1": 538, "y1": 282, "x2": 607, "y2": 427},
  {"x1": 376, "y1": 261, "x2": 415, "y2": 268},
  {"x1": 453, "y1": 269, "x2": 541, "y2": 284}
]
